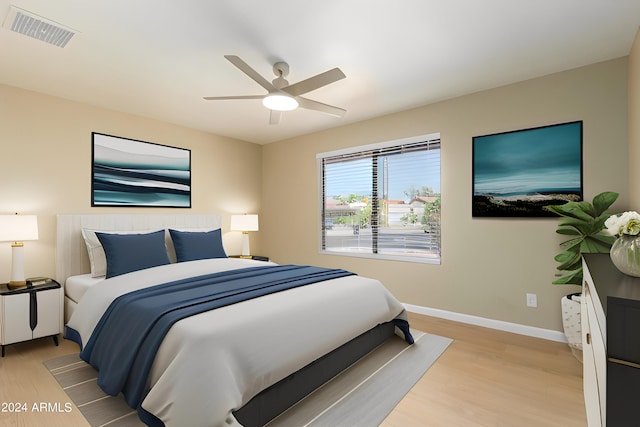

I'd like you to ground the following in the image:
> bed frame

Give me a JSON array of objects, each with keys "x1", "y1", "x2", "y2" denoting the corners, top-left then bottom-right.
[
  {"x1": 55, "y1": 213, "x2": 397, "y2": 426},
  {"x1": 235, "y1": 321, "x2": 395, "y2": 426}
]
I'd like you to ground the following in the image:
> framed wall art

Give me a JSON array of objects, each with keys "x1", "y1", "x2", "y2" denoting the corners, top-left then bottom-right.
[
  {"x1": 92, "y1": 132, "x2": 191, "y2": 207},
  {"x1": 472, "y1": 121, "x2": 583, "y2": 217}
]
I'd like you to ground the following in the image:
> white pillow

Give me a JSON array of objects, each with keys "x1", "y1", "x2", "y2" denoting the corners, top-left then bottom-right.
[{"x1": 81, "y1": 228, "x2": 163, "y2": 277}]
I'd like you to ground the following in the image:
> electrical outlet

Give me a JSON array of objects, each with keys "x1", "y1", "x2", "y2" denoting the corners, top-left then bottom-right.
[{"x1": 526, "y1": 293, "x2": 538, "y2": 308}]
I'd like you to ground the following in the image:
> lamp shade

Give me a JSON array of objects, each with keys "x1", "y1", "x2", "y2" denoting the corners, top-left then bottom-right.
[
  {"x1": 230, "y1": 214, "x2": 259, "y2": 232},
  {"x1": 0, "y1": 214, "x2": 39, "y2": 242}
]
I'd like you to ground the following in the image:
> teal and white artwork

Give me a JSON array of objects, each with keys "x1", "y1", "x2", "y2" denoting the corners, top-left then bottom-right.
[
  {"x1": 92, "y1": 132, "x2": 191, "y2": 207},
  {"x1": 472, "y1": 121, "x2": 582, "y2": 217}
]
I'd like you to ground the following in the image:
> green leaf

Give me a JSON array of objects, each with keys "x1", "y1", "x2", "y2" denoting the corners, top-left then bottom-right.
[
  {"x1": 549, "y1": 203, "x2": 594, "y2": 221},
  {"x1": 554, "y1": 250, "x2": 581, "y2": 270},
  {"x1": 568, "y1": 201, "x2": 598, "y2": 219},
  {"x1": 580, "y1": 239, "x2": 612, "y2": 254},
  {"x1": 554, "y1": 249, "x2": 580, "y2": 262},
  {"x1": 556, "y1": 228, "x2": 581, "y2": 236},
  {"x1": 559, "y1": 236, "x2": 584, "y2": 250},
  {"x1": 593, "y1": 217, "x2": 610, "y2": 232},
  {"x1": 592, "y1": 191, "x2": 619, "y2": 216},
  {"x1": 557, "y1": 217, "x2": 594, "y2": 234},
  {"x1": 590, "y1": 233, "x2": 616, "y2": 246},
  {"x1": 552, "y1": 268, "x2": 583, "y2": 285}
]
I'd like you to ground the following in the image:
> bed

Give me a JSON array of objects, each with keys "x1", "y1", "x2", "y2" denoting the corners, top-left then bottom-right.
[{"x1": 56, "y1": 214, "x2": 413, "y2": 427}]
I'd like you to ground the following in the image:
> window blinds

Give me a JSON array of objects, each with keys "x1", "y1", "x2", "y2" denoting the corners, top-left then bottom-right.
[{"x1": 319, "y1": 136, "x2": 441, "y2": 261}]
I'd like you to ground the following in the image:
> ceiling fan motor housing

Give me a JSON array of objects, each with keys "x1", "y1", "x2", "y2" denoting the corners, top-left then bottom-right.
[
  {"x1": 273, "y1": 61, "x2": 290, "y2": 77},
  {"x1": 272, "y1": 62, "x2": 290, "y2": 88}
]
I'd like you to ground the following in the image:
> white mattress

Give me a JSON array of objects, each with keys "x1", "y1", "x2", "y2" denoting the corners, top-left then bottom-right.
[
  {"x1": 66, "y1": 258, "x2": 409, "y2": 427},
  {"x1": 65, "y1": 274, "x2": 105, "y2": 304}
]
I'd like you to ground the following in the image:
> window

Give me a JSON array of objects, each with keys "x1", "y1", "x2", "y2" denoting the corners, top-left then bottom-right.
[{"x1": 318, "y1": 133, "x2": 441, "y2": 263}]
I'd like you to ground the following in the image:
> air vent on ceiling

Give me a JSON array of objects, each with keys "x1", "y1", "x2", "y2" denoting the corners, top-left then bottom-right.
[{"x1": 2, "y1": 5, "x2": 77, "y2": 48}]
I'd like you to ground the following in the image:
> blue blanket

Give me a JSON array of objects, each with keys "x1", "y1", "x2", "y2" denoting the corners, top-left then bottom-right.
[{"x1": 79, "y1": 264, "x2": 356, "y2": 410}]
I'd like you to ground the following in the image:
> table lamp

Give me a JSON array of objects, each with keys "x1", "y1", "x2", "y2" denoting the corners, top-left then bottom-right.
[
  {"x1": 0, "y1": 214, "x2": 39, "y2": 289},
  {"x1": 230, "y1": 214, "x2": 259, "y2": 257}
]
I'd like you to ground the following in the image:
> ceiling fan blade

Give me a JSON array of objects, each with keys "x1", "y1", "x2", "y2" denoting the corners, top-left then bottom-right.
[
  {"x1": 203, "y1": 95, "x2": 264, "y2": 100},
  {"x1": 281, "y1": 68, "x2": 346, "y2": 97},
  {"x1": 296, "y1": 97, "x2": 346, "y2": 118},
  {"x1": 269, "y1": 110, "x2": 281, "y2": 125},
  {"x1": 224, "y1": 55, "x2": 275, "y2": 92}
]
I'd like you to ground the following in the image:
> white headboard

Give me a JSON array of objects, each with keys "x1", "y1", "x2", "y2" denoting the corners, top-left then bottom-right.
[{"x1": 55, "y1": 213, "x2": 222, "y2": 285}]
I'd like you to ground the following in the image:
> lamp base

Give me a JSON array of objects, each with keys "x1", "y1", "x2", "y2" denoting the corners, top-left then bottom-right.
[
  {"x1": 10, "y1": 244, "x2": 27, "y2": 289},
  {"x1": 241, "y1": 232, "x2": 251, "y2": 257},
  {"x1": 7, "y1": 280, "x2": 27, "y2": 290}
]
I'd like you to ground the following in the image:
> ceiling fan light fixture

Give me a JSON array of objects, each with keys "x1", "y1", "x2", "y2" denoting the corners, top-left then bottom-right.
[{"x1": 262, "y1": 93, "x2": 298, "y2": 111}]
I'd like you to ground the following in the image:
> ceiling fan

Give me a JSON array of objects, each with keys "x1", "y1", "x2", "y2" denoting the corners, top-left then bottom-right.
[{"x1": 204, "y1": 55, "x2": 346, "y2": 125}]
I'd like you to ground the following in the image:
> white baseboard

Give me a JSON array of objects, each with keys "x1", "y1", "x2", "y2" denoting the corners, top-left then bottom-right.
[{"x1": 403, "y1": 303, "x2": 568, "y2": 343}]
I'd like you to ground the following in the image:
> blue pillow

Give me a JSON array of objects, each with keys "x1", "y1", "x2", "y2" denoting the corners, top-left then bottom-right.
[
  {"x1": 96, "y1": 230, "x2": 170, "y2": 278},
  {"x1": 169, "y1": 229, "x2": 227, "y2": 262}
]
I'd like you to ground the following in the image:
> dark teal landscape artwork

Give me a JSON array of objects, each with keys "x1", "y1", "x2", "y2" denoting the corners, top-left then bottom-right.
[
  {"x1": 92, "y1": 132, "x2": 191, "y2": 207},
  {"x1": 472, "y1": 121, "x2": 582, "y2": 217}
]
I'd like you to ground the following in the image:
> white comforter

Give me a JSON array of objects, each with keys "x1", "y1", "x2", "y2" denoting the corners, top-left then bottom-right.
[{"x1": 66, "y1": 258, "x2": 408, "y2": 427}]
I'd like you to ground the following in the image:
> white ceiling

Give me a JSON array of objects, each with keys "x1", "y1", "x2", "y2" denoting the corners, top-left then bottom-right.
[{"x1": 1, "y1": 1, "x2": 639, "y2": 145}]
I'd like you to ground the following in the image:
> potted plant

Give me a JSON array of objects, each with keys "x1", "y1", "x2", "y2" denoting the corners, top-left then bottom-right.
[{"x1": 544, "y1": 191, "x2": 618, "y2": 360}]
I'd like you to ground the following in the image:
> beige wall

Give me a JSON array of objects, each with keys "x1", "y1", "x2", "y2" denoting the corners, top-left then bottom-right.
[
  {"x1": 629, "y1": 27, "x2": 640, "y2": 207},
  {"x1": 261, "y1": 58, "x2": 629, "y2": 332},
  {"x1": 0, "y1": 84, "x2": 263, "y2": 282}
]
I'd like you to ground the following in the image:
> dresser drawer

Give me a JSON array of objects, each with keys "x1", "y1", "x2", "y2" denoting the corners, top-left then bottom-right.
[
  {"x1": 608, "y1": 296, "x2": 640, "y2": 363},
  {"x1": 608, "y1": 361, "x2": 640, "y2": 426}
]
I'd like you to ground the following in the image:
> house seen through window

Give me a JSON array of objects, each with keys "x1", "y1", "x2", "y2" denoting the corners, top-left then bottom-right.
[{"x1": 317, "y1": 133, "x2": 441, "y2": 263}]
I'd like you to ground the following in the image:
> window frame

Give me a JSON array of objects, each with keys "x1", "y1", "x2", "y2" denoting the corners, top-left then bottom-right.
[{"x1": 317, "y1": 132, "x2": 441, "y2": 264}]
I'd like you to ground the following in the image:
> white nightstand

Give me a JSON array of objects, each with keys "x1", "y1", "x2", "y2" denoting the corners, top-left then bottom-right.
[{"x1": 0, "y1": 279, "x2": 62, "y2": 357}]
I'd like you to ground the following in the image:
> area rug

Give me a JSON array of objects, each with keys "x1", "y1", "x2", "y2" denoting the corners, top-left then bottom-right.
[{"x1": 44, "y1": 331, "x2": 451, "y2": 427}]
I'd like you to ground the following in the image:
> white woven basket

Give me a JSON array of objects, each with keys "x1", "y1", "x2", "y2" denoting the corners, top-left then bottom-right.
[{"x1": 561, "y1": 293, "x2": 582, "y2": 362}]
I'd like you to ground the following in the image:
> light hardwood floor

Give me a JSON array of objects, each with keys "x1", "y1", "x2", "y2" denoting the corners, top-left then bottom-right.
[
  {"x1": 383, "y1": 313, "x2": 587, "y2": 427},
  {"x1": 0, "y1": 312, "x2": 586, "y2": 427}
]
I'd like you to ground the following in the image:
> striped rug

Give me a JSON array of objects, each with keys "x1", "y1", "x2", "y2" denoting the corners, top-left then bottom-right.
[{"x1": 44, "y1": 331, "x2": 451, "y2": 427}]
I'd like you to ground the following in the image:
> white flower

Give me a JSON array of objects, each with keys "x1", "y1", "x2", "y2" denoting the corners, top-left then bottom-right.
[{"x1": 605, "y1": 211, "x2": 640, "y2": 236}]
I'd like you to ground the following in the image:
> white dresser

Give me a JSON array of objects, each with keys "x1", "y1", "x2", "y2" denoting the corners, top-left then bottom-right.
[{"x1": 582, "y1": 254, "x2": 640, "y2": 427}]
